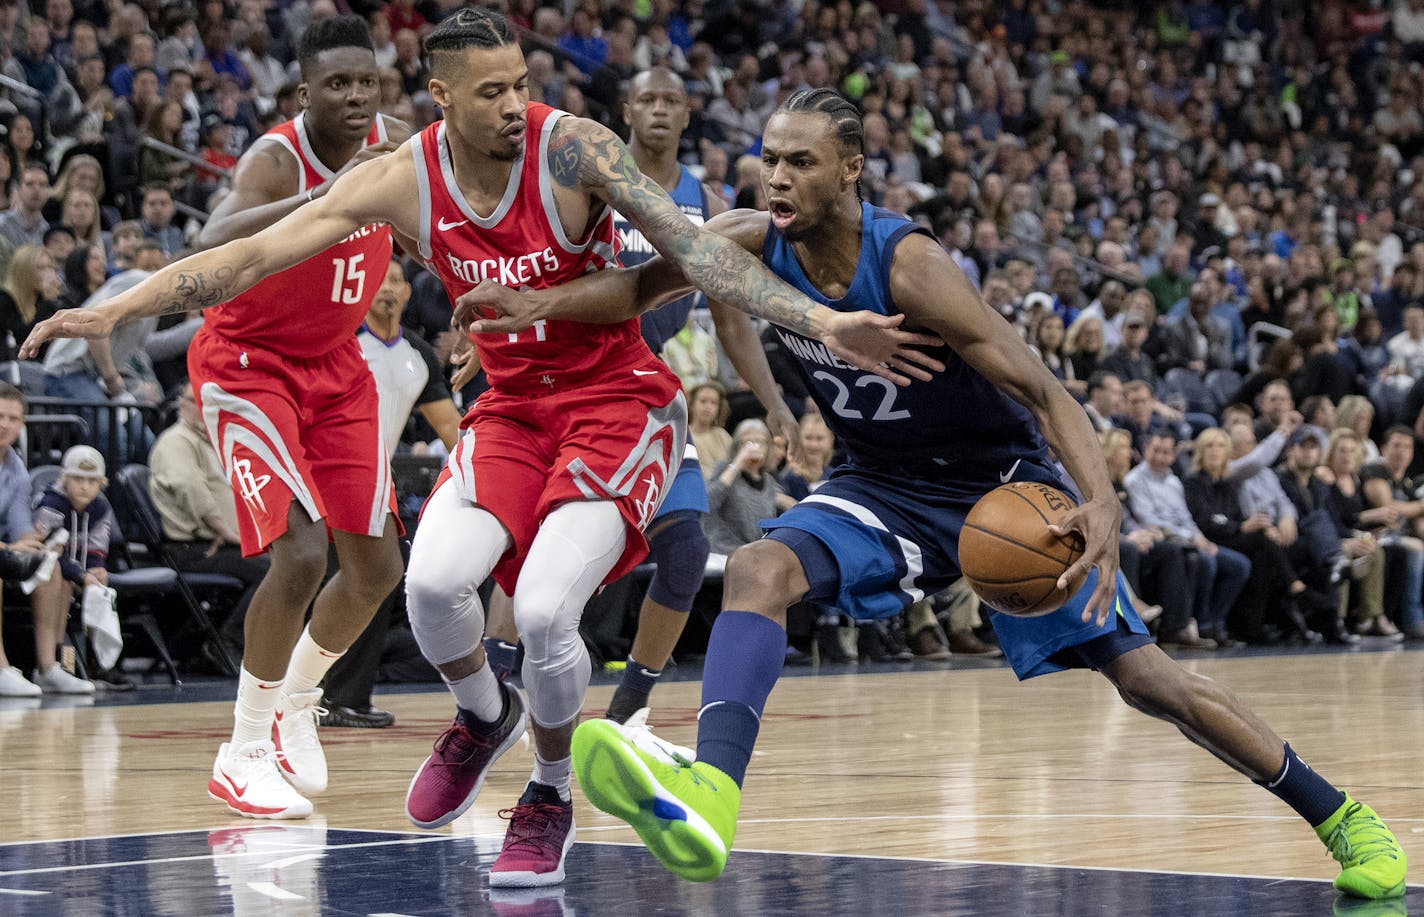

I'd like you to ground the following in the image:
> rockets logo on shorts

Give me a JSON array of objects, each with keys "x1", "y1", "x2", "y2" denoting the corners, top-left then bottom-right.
[{"x1": 232, "y1": 457, "x2": 272, "y2": 512}]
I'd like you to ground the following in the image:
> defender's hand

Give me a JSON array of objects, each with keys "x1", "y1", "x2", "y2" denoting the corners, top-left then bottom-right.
[
  {"x1": 454, "y1": 280, "x2": 548, "y2": 335},
  {"x1": 1048, "y1": 496, "x2": 1122, "y2": 627},
  {"x1": 318, "y1": 141, "x2": 400, "y2": 194},
  {"x1": 19, "y1": 309, "x2": 117, "y2": 359},
  {"x1": 818, "y1": 310, "x2": 945, "y2": 386}
]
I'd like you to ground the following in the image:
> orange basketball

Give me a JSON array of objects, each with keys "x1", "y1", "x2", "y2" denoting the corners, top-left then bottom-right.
[{"x1": 959, "y1": 482, "x2": 1087, "y2": 617}]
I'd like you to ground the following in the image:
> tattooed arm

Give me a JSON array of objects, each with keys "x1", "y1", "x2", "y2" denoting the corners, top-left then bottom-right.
[
  {"x1": 460, "y1": 116, "x2": 944, "y2": 384},
  {"x1": 20, "y1": 151, "x2": 418, "y2": 358}
]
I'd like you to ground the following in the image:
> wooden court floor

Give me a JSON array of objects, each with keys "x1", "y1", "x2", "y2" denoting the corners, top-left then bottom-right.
[{"x1": 1, "y1": 648, "x2": 1420, "y2": 899}]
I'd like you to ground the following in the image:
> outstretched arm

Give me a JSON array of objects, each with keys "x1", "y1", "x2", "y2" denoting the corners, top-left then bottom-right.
[
  {"x1": 458, "y1": 199, "x2": 944, "y2": 385},
  {"x1": 20, "y1": 152, "x2": 416, "y2": 358},
  {"x1": 552, "y1": 117, "x2": 941, "y2": 385},
  {"x1": 890, "y1": 233, "x2": 1121, "y2": 626}
]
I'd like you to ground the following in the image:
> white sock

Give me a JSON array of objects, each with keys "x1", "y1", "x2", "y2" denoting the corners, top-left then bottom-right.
[
  {"x1": 232, "y1": 667, "x2": 283, "y2": 746},
  {"x1": 447, "y1": 663, "x2": 503, "y2": 722},
  {"x1": 284, "y1": 627, "x2": 344, "y2": 696},
  {"x1": 531, "y1": 754, "x2": 572, "y2": 801}
]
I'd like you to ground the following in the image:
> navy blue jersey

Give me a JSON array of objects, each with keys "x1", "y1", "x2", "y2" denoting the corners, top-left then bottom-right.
[
  {"x1": 616, "y1": 166, "x2": 709, "y2": 355},
  {"x1": 762, "y1": 203, "x2": 1049, "y2": 481}
]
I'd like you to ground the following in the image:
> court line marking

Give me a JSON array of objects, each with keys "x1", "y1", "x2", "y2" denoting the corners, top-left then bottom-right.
[
  {"x1": 0, "y1": 888, "x2": 49, "y2": 896},
  {"x1": 4, "y1": 830, "x2": 1421, "y2": 894},
  {"x1": 0, "y1": 825, "x2": 430, "y2": 848},
  {"x1": 0, "y1": 835, "x2": 457, "y2": 878},
  {"x1": 248, "y1": 881, "x2": 304, "y2": 901}
]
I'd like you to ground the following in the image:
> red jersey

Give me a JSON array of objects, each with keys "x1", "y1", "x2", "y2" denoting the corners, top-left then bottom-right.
[
  {"x1": 409, "y1": 103, "x2": 651, "y2": 393},
  {"x1": 204, "y1": 113, "x2": 394, "y2": 358}
]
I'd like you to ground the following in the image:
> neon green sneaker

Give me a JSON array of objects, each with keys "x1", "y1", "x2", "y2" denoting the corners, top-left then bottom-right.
[
  {"x1": 1317, "y1": 795, "x2": 1407, "y2": 899},
  {"x1": 572, "y1": 718, "x2": 740, "y2": 882}
]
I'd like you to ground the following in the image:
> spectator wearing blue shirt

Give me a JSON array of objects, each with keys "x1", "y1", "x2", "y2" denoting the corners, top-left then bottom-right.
[
  {"x1": 108, "y1": 32, "x2": 159, "y2": 99},
  {"x1": 559, "y1": 8, "x2": 608, "y2": 77}
]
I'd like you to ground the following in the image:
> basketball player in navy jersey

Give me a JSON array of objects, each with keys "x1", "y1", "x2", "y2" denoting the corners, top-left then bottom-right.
[
  {"x1": 479, "y1": 67, "x2": 800, "y2": 738},
  {"x1": 21, "y1": 13, "x2": 938, "y2": 888},
  {"x1": 460, "y1": 89, "x2": 1406, "y2": 899}
]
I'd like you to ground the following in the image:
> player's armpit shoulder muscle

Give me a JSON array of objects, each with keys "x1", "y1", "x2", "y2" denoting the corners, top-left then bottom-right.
[
  {"x1": 703, "y1": 207, "x2": 770, "y2": 258},
  {"x1": 324, "y1": 145, "x2": 421, "y2": 241},
  {"x1": 887, "y1": 230, "x2": 978, "y2": 329}
]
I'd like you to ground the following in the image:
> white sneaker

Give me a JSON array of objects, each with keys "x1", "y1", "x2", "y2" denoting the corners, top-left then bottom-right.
[
  {"x1": 208, "y1": 740, "x2": 313, "y2": 819},
  {"x1": 32, "y1": 665, "x2": 95, "y2": 695},
  {"x1": 0, "y1": 665, "x2": 41, "y2": 697},
  {"x1": 19, "y1": 550, "x2": 58, "y2": 595},
  {"x1": 616, "y1": 707, "x2": 695, "y2": 765},
  {"x1": 272, "y1": 688, "x2": 327, "y2": 794}
]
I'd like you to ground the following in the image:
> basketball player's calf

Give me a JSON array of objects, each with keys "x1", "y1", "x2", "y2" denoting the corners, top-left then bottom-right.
[
  {"x1": 573, "y1": 539, "x2": 809, "y2": 880},
  {"x1": 606, "y1": 510, "x2": 708, "y2": 730},
  {"x1": 1102, "y1": 644, "x2": 1407, "y2": 899}
]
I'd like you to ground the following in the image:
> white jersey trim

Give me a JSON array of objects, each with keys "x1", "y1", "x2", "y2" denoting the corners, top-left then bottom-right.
[
  {"x1": 293, "y1": 112, "x2": 337, "y2": 182},
  {"x1": 438, "y1": 121, "x2": 520, "y2": 228},
  {"x1": 409, "y1": 131, "x2": 434, "y2": 262},
  {"x1": 537, "y1": 110, "x2": 611, "y2": 259}
]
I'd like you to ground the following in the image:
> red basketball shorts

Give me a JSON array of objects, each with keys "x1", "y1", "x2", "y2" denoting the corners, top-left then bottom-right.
[
  {"x1": 430, "y1": 366, "x2": 687, "y2": 593},
  {"x1": 189, "y1": 328, "x2": 400, "y2": 557}
]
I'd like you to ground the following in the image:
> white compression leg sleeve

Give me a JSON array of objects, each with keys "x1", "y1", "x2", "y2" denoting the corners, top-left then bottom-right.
[
  {"x1": 406, "y1": 480, "x2": 512, "y2": 667},
  {"x1": 513, "y1": 500, "x2": 627, "y2": 728}
]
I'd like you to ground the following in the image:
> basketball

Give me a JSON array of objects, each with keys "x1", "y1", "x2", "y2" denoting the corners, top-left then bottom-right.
[{"x1": 959, "y1": 482, "x2": 1087, "y2": 617}]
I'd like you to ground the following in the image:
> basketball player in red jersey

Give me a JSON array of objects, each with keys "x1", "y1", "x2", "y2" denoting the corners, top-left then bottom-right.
[
  {"x1": 195, "y1": 16, "x2": 412, "y2": 820},
  {"x1": 22, "y1": 8, "x2": 940, "y2": 883}
]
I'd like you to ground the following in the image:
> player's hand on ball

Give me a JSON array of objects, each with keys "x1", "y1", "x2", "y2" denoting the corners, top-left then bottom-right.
[
  {"x1": 19, "y1": 308, "x2": 117, "y2": 358},
  {"x1": 454, "y1": 280, "x2": 546, "y2": 335},
  {"x1": 1047, "y1": 495, "x2": 1121, "y2": 626},
  {"x1": 819, "y1": 310, "x2": 945, "y2": 386}
]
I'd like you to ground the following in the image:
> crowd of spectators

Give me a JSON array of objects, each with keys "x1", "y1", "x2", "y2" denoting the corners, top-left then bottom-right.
[{"x1": 6, "y1": 0, "x2": 1424, "y2": 676}]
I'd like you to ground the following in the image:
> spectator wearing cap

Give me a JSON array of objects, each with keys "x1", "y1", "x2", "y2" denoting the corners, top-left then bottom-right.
[
  {"x1": 1100, "y1": 308, "x2": 1158, "y2": 388},
  {"x1": 30, "y1": 444, "x2": 119, "y2": 691}
]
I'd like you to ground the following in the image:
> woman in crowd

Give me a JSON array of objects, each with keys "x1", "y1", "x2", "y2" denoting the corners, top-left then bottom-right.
[
  {"x1": 43, "y1": 154, "x2": 114, "y2": 228},
  {"x1": 779, "y1": 413, "x2": 835, "y2": 502},
  {"x1": 688, "y1": 381, "x2": 733, "y2": 479},
  {"x1": 1063, "y1": 312, "x2": 1108, "y2": 398},
  {"x1": 1030, "y1": 311, "x2": 1069, "y2": 380},
  {"x1": 57, "y1": 243, "x2": 106, "y2": 313},
  {"x1": 704, "y1": 418, "x2": 795, "y2": 557},
  {"x1": 138, "y1": 101, "x2": 194, "y2": 192},
  {"x1": 59, "y1": 188, "x2": 106, "y2": 257},
  {"x1": 0, "y1": 246, "x2": 60, "y2": 362},
  {"x1": 1336, "y1": 395, "x2": 1379, "y2": 464},
  {"x1": 1321, "y1": 429, "x2": 1405, "y2": 639},
  {"x1": 1184, "y1": 427, "x2": 1318, "y2": 644}
]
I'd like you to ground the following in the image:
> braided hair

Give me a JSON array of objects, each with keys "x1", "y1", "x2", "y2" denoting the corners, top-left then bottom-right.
[
  {"x1": 425, "y1": 6, "x2": 517, "y2": 76},
  {"x1": 776, "y1": 88, "x2": 864, "y2": 156},
  {"x1": 297, "y1": 15, "x2": 374, "y2": 80},
  {"x1": 774, "y1": 88, "x2": 865, "y2": 199}
]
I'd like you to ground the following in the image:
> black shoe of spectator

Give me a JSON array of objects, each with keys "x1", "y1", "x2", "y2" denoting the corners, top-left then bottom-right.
[
  {"x1": 813, "y1": 624, "x2": 854, "y2": 664},
  {"x1": 93, "y1": 667, "x2": 136, "y2": 692},
  {"x1": 319, "y1": 701, "x2": 395, "y2": 728},
  {"x1": 1283, "y1": 604, "x2": 1323, "y2": 645},
  {"x1": 1320, "y1": 618, "x2": 1362, "y2": 646},
  {"x1": 858, "y1": 620, "x2": 913, "y2": 662},
  {"x1": 0, "y1": 549, "x2": 44, "y2": 582},
  {"x1": 783, "y1": 646, "x2": 813, "y2": 666}
]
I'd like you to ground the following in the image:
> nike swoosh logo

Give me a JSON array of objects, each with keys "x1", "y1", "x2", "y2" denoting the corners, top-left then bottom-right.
[
  {"x1": 998, "y1": 459, "x2": 1022, "y2": 483},
  {"x1": 257, "y1": 682, "x2": 281, "y2": 690},
  {"x1": 633, "y1": 369, "x2": 657, "y2": 376},
  {"x1": 437, "y1": 217, "x2": 469, "y2": 231},
  {"x1": 221, "y1": 768, "x2": 247, "y2": 796}
]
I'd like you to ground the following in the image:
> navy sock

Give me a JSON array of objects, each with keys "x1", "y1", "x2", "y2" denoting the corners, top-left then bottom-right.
[
  {"x1": 1255, "y1": 743, "x2": 1347, "y2": 827},
  {"x1": 482, "y1": 638, "x2": 518, "y2": 682},
  {"x1": 607, "y1": 657, "x2": 661, "y2": 723},
  {"x1": 695, "y1": 611, "x2": 786, "y2": 788}
]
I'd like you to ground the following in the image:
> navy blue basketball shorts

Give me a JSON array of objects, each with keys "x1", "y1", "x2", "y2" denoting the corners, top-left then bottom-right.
[{"x1": 761, "y1": 462, "x2": 1150, "y2": 679}]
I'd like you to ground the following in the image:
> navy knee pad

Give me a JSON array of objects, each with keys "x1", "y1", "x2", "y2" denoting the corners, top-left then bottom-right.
[{"x1": 646, "y1": 511, "x2": 709, "y2": 613}]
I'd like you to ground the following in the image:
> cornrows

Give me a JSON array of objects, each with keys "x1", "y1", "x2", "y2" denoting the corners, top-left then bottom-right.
[
  {"x1": 424, "y1": 6, "x2": 517, "y2": 55},
  {"x1": 777, "y1": 88, "x2": 864, "y2": 156}
]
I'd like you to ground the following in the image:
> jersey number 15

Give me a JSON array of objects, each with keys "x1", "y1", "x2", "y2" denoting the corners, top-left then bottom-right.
[{"x1": 331, "y1": 254, "x2": 367, "y2": 305}]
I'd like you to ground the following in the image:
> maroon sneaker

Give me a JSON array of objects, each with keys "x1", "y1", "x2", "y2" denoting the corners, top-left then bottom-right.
[
  {"x1": 488, "y1": 783, "x2": 576, "y2": 888},
  {"x1": 405, "y1": 683, "x2": 527, "y2": 829}
]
